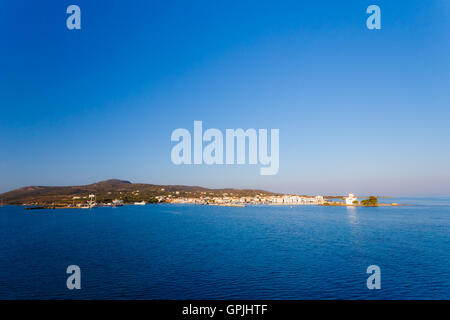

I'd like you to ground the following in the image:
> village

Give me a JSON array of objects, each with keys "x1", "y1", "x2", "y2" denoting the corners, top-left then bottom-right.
[
  {"x1": 167, "y1": 194, "x2": 326, "y2": 206},
  {"x1": 61, "y1": 193, "x2": 331, "y2": 208},
  {"x1": 18, "y1": 184, "x2": 397, "y2": 209},
  {"x1": 165, "y1": 193, "x2": 389, "y2": 207}
]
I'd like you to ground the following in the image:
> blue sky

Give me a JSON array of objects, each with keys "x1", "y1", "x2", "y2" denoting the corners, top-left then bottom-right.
[{"x1": 1, "y1": 1, "x2": 449, "y2": 196}]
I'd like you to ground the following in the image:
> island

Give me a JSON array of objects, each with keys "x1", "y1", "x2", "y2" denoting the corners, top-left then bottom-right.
[{"x1": 0, "y1": 179, "x2": 402, "y2": 209}]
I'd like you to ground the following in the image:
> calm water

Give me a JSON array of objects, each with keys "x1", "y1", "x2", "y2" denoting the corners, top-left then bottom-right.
[{"x1": 0, "y1": 198, "x2": 449, "y2": 299}]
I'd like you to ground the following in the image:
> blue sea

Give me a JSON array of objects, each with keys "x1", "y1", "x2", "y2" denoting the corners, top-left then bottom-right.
[{"x1": 0, "y1": 198, "x2": 449, "y2": 299}]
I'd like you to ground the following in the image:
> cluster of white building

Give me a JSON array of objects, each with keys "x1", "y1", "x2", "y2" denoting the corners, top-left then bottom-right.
[
  {"x1": 70, "y1": 193, "x2": 359, "y2": 207},
  {"x1": 269, "y1": 195, "x2": 325, "y2": 205},
  {"x1": 168, "y1": 194, "x2": 326, "y2": 205},
  {"x1": 169, "y1": 193, "x2": 361, "y2": 206}
]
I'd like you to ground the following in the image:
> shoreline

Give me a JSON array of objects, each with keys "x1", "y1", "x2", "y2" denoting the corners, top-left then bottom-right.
[{"x1": 20, "y1": 202, "x2": 407, "y2": 210}]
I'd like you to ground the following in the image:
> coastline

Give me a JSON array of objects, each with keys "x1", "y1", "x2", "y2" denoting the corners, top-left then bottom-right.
[{"x1": 20, "y1": 202, "x2": 406, "y2": 210}]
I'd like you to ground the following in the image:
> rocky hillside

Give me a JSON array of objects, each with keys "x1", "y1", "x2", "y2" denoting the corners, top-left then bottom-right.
[{"x1": 0, "y1": 179, "x2": 277, "y2": 205}]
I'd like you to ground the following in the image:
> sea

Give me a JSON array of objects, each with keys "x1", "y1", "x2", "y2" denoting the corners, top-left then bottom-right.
[{"x1": 0, "y1": 197, "x2": 449, "y2": 299}]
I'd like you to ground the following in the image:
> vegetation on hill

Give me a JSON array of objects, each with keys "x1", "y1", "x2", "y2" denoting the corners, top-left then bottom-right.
[{"x1": 0, "y1": 179, "x2": 279, "y2": 205}]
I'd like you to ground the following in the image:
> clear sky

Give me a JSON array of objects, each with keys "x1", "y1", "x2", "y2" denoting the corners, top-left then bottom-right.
[{"x1": 1, "y1": 1, "x2": 449, "y2": 196}]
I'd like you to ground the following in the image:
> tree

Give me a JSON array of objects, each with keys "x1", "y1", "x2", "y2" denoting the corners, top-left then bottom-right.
[{"x1": 361, "y1": 196, "x2": 378, "y2": 206}]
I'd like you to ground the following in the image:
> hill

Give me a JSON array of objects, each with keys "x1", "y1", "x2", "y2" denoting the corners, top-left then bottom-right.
[{"x1": 0, "y1": 179, "x2": 278, "y2": 205}]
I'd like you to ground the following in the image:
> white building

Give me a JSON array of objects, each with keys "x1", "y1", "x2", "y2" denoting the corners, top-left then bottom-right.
[
  {"x1": 344, "y1": 193, "x2": 358, "y2": 205},
  {"x1": 112, "y1": 199, "x2": 124, "y2": 206},
  {"x1": 315, "y1": 195, "x2": 325, "y2": 204}
]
